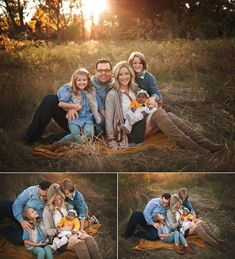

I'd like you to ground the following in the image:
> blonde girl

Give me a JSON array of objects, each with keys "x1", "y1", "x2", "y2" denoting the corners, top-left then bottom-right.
[
  {"x1": 58, "y1": 68, "x2": 101, "y2": 144},
  {"x1": 22, "y1": 208, "x2": 53, "y2": 259}
]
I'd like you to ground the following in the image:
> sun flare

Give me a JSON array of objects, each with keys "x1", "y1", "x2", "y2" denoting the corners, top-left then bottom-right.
[{"x1": 82, "y1": 0, "x2": 108, "y2": 30}]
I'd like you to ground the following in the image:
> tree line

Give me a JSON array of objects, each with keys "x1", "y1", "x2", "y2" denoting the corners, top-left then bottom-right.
[{"x1": 0, "y1": 0, "x2": 234, "y2": 41}]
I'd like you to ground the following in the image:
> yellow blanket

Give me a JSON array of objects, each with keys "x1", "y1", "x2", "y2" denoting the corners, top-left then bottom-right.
[
  {"x1": 33, "y1": 132, "x2": 177, "y2": 159},
  {"x1": 133, "y1": 234, "x2": 207, "y2": 251},
  {"x1": 0, "y1": 224, "x2": 101, "y2": 259}
]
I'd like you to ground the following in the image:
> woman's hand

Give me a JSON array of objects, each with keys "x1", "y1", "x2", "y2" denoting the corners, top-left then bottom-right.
[
  {"x1": 148, "y1": 97, "x2": 158, "y2": 108},
  {"x1": 61, "y1": 225, "x2": 73, "y2": 231}
]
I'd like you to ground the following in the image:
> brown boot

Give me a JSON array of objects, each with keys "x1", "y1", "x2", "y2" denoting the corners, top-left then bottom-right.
[
  {"x1": 84, "y1": 236, "x2": 102, "y2": 259},
  {"x1": 184, "y1": 245, "x2": 194, "y2": 253},
  {"x1": 150, "y1": 109, "x2": 210, "y2": 154},
  {"x1": 173, "y1": 244, "x2": 184, "y2": 254},
  {"x1": 167, "y1": 112, "x2": 223, "y2": 152},
  {"x1": 72, "y1": 240, "x2": 91, "y2": 259}
]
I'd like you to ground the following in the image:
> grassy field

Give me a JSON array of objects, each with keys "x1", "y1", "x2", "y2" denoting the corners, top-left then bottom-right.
[
  {"x1": 0, "y1": 173, "x2": 117, "y2": 259},
  {"x1": 0, "y1": 39, "x2": 234, "y2": 171},
  {"x1": 118, "y1": 173, "x2": 235, "y2": 259}
]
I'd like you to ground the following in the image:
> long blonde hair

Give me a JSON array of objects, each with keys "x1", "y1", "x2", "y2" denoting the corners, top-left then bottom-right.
[
  {"x1": 111, "y1": 61, "x2": 138, "y2": 92},
  {"x1": 70, "y1": 68, "x2": 92, "y2": 95},
  {"x1": 46, "y1": 183, "x2": 65, "y2": 213}
]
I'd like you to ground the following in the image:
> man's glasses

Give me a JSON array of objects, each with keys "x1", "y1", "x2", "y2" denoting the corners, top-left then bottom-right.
[{"x1": 96, "y1": 69, "x2": 111, "y2": 73}]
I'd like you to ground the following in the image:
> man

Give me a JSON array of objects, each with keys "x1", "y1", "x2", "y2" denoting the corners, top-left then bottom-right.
[
  {"x1": 24, "y1": 59, "x2": 112, "y2": 144},
  {"x1": 0, "y1": 180, "x2": 51, "y2": 245},
  {"x1": 124, "y1": 193, "x2": 171, "y2": 241}
]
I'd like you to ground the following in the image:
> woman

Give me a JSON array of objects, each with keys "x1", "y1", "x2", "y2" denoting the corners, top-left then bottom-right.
[
  {"x1": 167, "y1": 194, "x2": 222, "y2": 249},
  {"x1": 105, "y1": 60, "x2": 222, "y2": 153},
  {"x1": 42, "y1": 183, "x2": 101, "y2": 259}
]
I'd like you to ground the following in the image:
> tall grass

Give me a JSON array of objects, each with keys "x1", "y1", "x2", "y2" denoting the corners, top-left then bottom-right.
[
  {"x1": 0, "y1": 39, "x2": 234, "y2": 171},
  {"x1": 118, "y1": 174, "x2": 235, "y2": 259},
  {"x1": 1, "y1": 38, "x2": 234, "y2": 127}
]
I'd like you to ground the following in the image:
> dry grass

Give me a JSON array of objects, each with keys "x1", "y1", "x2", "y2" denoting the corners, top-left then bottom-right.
[
  {"x1": 0, "y1": 39, "x2": 234, "y2": 171},
  {"x1": 118, "y1": 174, "x2": 235, "y2": 259},
  {"x1": 0, "y1": 173, "x2": 117, "y2": 259}
]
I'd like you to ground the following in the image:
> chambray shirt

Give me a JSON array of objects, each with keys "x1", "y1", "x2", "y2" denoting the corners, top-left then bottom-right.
[
  {"x1": 143, "y1": 198, "x2": 167, "y2": 226},
  {"x1": 157, "y1": 222, "x2": 173, "y2": 239},
  {"x1": 66, "y1": 190, "x2": 88, "y2": 220},
  {"x1": 58, "y1": 87, "x2": 93, "y2": 127},
  {"x1": 183, "y1": 199, "x2": 195, "y2": 214},
  {"x1": 136, "y1": 70, "x2": 161, "y2": 100},
  {"x1": 12, "y1": 186, "x2": 46, "y2": 223},
  {"x1": 91, "y1": 76, "x2": 109, "y2": 111}
]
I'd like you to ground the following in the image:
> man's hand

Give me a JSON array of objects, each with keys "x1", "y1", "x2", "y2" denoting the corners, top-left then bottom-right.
[
  {"x1": 153, "y1": 223, "x2": 159, "y2": 229},
  {"x1": 21, "y1": 220, "x2": 32, "y2": 231},
  {"x1": 66, "y1": 109, "x2": 79, "y2": 121}
]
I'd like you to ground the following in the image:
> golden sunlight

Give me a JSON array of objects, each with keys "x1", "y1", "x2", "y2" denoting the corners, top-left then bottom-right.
[{"x1": 82, "y1": 0, "x2": 108, "y2": 30}]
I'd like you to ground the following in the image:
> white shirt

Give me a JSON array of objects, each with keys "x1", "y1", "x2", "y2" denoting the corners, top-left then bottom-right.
[
  {"x1": 53, "y1": 206, "x2": 68, "y2": 225},
  {"x1": 121, "y1": 90, "x2": 136, "y2": 119}
]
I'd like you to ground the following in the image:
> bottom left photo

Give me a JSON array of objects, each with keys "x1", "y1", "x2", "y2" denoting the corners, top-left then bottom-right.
[{"x1": 0, "y1": 173, "x2": 117, "y2": 259}]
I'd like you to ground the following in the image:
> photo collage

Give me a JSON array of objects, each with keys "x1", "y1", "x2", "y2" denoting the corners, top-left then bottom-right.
[{"x1": 0, "y1": 1, "x2": 234, "y2": 258}]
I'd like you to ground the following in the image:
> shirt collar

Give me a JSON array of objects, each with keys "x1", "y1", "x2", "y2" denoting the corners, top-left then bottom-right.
[
  {"x1": 137, "y1": 70, "x2": 146, "y2": 79},
  {"x1": 70, "y1": 191, "x2": 76, "y2": 201}
]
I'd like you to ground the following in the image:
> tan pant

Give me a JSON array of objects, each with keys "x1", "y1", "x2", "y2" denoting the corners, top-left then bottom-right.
[{"x1": 150, "y1": 109, "x2": 222, "y2": 153}]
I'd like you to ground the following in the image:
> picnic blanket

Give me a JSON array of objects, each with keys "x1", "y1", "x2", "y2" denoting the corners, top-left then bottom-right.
[
  {"x1": 0, "y1": 224, "x2": 101, "y2": 259},
  {"x1": 133, "y1": 234, "x2": 207, "y2": 251},
  {"x1": 33, "y1": 132, "x2": 177, "y2": 159}
]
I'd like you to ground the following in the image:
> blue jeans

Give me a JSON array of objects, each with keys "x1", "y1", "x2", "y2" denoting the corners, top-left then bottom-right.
[
  {"x1": 163, "y1": 231, "x2": 187, "y2": 246},
  {"x1": 31, "y1": 246, "x2": 53, "y2": 259},
  {"x1": 0, "y1": 200, "x2": 23, "y2": 245},
  {"x1": 59, "y1": 123, "x2": 94, "y2": 144},
  {"x1": 124, "y1": 211, "x2": 159, "y2": 240},
  {"x1": 25, "y1": 94, "x2": 68, "y2": 143}
]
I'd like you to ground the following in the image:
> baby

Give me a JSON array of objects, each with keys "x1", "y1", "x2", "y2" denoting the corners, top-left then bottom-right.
[
  {"x1": 121, "y1": 89, "x2": 158, "y2": 134},
  {"x1": 176, "y1": 207, "x2": 195, "y2": 236},
  {"x1": 50, "y1": 209, "x2": 80, "y2": 251}
]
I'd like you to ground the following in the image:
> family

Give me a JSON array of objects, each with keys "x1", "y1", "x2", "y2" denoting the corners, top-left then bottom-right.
[
  {"x1": 124, "y1": 188, "x2": 224, "y2": 255},
  {"x1": 0, "y1": 179, "x2": 101, "y2": 259},
  {"x1": 24, "y1": 52, "x2": 223, "y2": 153}
]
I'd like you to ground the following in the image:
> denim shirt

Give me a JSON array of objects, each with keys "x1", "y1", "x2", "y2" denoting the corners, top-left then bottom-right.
[
  {"x1": 91, "y1": 75, "x2": 109, "y2": 111},
  {"x1": 57, "y1": 83, "x2": 71, "y2": 100},
  {"x1": 183, "y1": 199, "x2": 195, "y2": 214},
  {"x1": 157, "y1": 222, "x2": 172, "y2": 236},
  {"x1": 136, "y1": 70, "x2": 161, "y2": 100},
  {"x1": 66, "y1": 190, "x2": 88, "y2": 220},
  {"x1": 143, "y1": 198, "x2": 167, "y2": 226},
  {"x1": 59, "y1": 89, "x2": 93, "y2": 127},
  {"x1": 12, "y1": 186, "x2": 46, "y2": 223}
]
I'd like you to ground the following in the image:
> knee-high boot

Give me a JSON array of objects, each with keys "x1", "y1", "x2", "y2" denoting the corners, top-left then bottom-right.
[
  {"x1": 199, "y1": 222, "x2": 220, "y2": 242},
  {"x1": 194, "y1": 224, "x2": 220, "y2": 247},
  {"x1": 84, "y1": 236, "x2": 102, "y2": 259},
  {"x1": 72, "y1": 240, "x2": 91, "y2": 259},
  {"x1": 150, "y1": 109, "x2": 210, "y2": 153},
  {"x1": 167, "y1": 112, "x2": 223, "y2": 152}
]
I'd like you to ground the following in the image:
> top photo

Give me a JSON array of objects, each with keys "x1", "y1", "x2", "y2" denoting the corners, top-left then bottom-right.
[{"x1": 0, "y1": 0, "x2": 234, "y2": 172}]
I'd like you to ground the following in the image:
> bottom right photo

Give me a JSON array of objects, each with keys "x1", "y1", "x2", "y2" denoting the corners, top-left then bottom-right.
[{"x1": 118, "y1": 173, "x2": 235, "y2": 259}]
